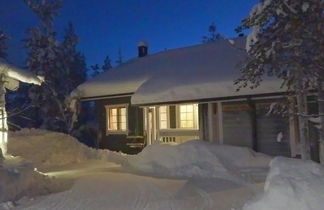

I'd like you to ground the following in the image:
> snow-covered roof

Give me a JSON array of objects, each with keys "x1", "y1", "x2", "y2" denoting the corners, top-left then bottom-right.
[
  {"x1": 0, "y1": 59, "x2": 43, "y2": 89},
  {"x1": 75, "y1": 37, "x2": 285, "y2": 104}
]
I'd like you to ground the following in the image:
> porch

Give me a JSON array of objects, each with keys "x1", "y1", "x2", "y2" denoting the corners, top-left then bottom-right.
[{"x1": 142, "y1": 97, "x2": 299, "y2": 157}]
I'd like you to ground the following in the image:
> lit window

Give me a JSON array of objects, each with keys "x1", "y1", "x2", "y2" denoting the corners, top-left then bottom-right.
[
  {"x1": 179, "y1": 104, "x2": 198, "y2": 129},
  {"x1": 106, "y1": 106, "x2": 127, "y2": 132},
  {"x1": 159, "y1": 106, "x2": 168, "y2": 129}
]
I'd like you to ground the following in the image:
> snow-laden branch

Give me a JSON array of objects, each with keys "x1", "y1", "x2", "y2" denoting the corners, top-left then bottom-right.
[{"x1": 0, "y1": 59, "x2": 43, "y2": 86}]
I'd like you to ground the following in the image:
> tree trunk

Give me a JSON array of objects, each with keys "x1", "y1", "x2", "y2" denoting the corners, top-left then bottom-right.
[
  {"x1": 318, "y1": 79, "x2": 324, "y2": 164},
  {"x1": 297, "y1": 91, "x2": 311, "y2": 160}
]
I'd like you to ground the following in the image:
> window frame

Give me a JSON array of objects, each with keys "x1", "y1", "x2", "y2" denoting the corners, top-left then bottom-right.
[
  {"x1": 177, "y1": 104, "x2": 199, "y2": 129},
  {"x1": 105, "y1": 104, "x2": 128, "y2": 135},
  {"x1": 158, "y1": 106, "x2": 170, "y2": 129}
]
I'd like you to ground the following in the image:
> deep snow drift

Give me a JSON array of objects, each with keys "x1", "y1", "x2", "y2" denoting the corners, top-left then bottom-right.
[
  {"x1": 8, "y1": 129, "x2": 110, "y2": 170},
  {"x1": 0, "y1": 129, "x2": 111, "y2": 204},
  {"x1": 243, "y1": 157, "x2": 324, "y2": 210},
  {"x1": 0, "y1": 158, "x2": 64, "y2": 204},
  {"x1": 126, "y1": 140, "x2": 271, "y2": 183}
]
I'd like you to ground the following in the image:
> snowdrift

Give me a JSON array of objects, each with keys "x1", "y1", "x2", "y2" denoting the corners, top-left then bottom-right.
[
  {"x1": 0, "y1": 160, "x2": 63, "y2": 204},
  {"x1": 8, "y1": 129, "x2": 109, "y2": 170},
  {"x1": 125, "y1": 140, "x2": 271, "y2": 182},
  {"x1": 243, "y1": 157, "x2": 324, "y2": 210}
]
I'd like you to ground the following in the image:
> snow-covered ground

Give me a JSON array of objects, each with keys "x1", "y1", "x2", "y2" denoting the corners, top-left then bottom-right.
[
  {"x1": 1, "y1": 129, "x2": 323, "y2": 210},
  {"x1": 12, "y1": 161, "x2": 262, "y2": 210},
  {"x1": 243, "y1": 157, "x2": 324, "y2": 210}
]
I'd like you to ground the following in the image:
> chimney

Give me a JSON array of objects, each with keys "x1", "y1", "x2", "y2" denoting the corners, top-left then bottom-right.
[{"x1": 138, "y1": 41, "x2": 148, "y2": 57}]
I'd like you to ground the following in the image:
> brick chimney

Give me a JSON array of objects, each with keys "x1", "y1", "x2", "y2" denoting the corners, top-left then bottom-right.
[{"x1": 138, "y1": 41, "x2": 148, "y2": 57}]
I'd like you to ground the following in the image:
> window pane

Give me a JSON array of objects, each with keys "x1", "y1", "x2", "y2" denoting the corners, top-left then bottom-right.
[
  {"x1": 180, "y1": 105, "x2": 186, "y2": 112},
  {"x1": 160, "y1": 106, "x2": 166, "y2": 112},
  {"x1": 120, "y1": 108, "x2": 126, "y2": 116},
  {"x1": 160, "y1": 114, "x2": 167, "y2": 121},
  {"x1": 159, "y1": 106, "x2": 168, "y2": 129},
  {"x1": 119, "y1": 122, "x2": 126, "y2": 130},
  {"x1": 160, "y1": 121, "x2": 167, "y2": 129},
  {"x1": 110, "y1": 108, "x2": 117, "y2": 116}
]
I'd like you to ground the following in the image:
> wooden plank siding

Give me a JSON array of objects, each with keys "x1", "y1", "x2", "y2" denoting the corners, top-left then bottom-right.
[
  {"x1": 95, "y1": 96, "x2": 144, "y2": 154},
  {"x1": 255, "y1": 100, "x2": 290, "y2": 156},
  {"x1": 222, "y1": 101, "x2": 254, "y2": 148},
  {"x1": 221, "y1": 99, "x2": 290, "y2": 156}
]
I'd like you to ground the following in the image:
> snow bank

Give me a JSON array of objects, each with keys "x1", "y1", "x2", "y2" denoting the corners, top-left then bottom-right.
[
  {"x1": 243, "y1": 157, "x2": 324, "y2": 210},
  {"x1": 8, "y1": 129, "x2": 109, "y2": 170},
  {"x1": 0, "y1": 160, "x2": 63, "y2": 204},
  {"x1": 126, "y1": 140, "x2": 271, "y2": 182}
]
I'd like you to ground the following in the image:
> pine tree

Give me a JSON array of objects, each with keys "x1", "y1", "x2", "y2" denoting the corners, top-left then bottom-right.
[
  {"x1": 62, "y1": 22, "x2": 87, "y2": 91},
  {"x1": 0, "y1": 29, "x2": 7, "y2": 59},
  {"x1": 102, "y1": 55, "x2": 112, "y2": 72},
  {"x1": 24, "y1": 0, "x2": 84, "y2": 133},
  {"x1": 90, "y1": 64, "x2": 101, "y2": 77},
  {"x1": 236, "y1": 0, "x2": 324, "y2": 160},
  {"x1": 202, "y1": 22, "x2": 223, "y2": 43}
]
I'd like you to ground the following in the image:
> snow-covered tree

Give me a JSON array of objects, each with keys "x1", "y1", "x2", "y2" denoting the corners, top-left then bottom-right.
[
  {"x1": 24, "y1": 0, "x2": 86, "y2": 133},
  {"x1": 0, "y1": 30, "x2": 7, "y2": 59},
  {"x1": 90, "y1": 55, "x2": 112, "y2": 78},
  {"x1": 202, "y1": 22, "x2": 223, "y2": 43},
  {"x1": 61, "y1": 22, "x2": 87, "y2": 92},
  {"x1": 236, "y1": 0, "x2": 324, "y2": 160},
  {"x1": 24, "y1": 0, "x2": 64, "y2": 130}
]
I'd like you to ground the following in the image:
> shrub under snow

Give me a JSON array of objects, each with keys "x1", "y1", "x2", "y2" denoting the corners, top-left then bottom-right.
[
  {"x1": 125, "y1": 140, "x2": 271, "y2": 182},
  {"x1": 243, "y1": 157, "x2": 324, "y2": 210},
  {"x1": 8, "y1": 129, "x2": 109, "y2": 170}
]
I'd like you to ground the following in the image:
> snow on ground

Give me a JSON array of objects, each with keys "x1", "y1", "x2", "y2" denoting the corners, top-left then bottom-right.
[
  {"x1": 125, "y1": 140, "x2": 271, "y2": 183},
  {"x1": 7, "y1": 129, "x2": 110, "y2": 171},
  {"x1": 13, "y1": 161, "x2": 263, "y2": 210},
  {"x1": 0, "y1": 157, "x2": 65, "y2": 205},
  {"x1": 243, "y1": 157, "x2": 324, "y2": 210},
  {"x1": 0, "y1": 129, "x2": 270, "y2": 210},
  {"x1": 3, "y1": 129, "x2": 323, "y2": 210}
]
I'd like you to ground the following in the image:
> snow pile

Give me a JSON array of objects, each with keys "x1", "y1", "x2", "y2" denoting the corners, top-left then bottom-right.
[
  {"x1": 8, "y1": 129, "x2": 109, "y2": 170},
  {"x1": 243, "y1": 157, "x2": 324, "y2": 210},
  {"x1": 125, "y1": 140, "x2": 271, "y2": 182},
  {"x1": 0, "y1": 160, "x2": 62, "y2": 204}
]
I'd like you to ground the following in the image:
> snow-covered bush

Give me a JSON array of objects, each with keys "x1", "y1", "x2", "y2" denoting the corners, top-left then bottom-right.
[
  {"x1": 243, "y1": 157, "x2": 324, "y2": 210},
  {"x1": 125, "y1": 140, "x2": 271, "y2": 182},
  {"x1": 8, "y1": 129, "x2": 109, "y2": 170}
]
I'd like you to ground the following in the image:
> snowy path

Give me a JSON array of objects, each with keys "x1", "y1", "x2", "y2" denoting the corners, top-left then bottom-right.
[{"x1": 14, "y1": 161, "x2": 262, "y2": 210}]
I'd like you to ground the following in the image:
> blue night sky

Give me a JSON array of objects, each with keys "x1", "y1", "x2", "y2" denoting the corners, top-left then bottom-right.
[{"x1": 0, "y1": 0, "x2": 258, "y2": 67}]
